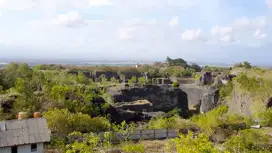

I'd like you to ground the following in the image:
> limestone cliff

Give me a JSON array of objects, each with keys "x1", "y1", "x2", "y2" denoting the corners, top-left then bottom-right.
[{"x1": 107, "y1": 85, "x2": 189, "y2": 116}]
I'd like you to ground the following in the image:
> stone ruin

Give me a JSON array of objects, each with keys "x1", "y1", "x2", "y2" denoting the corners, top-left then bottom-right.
[
  {"x1": 107, "y1": 85, "x2": 189, "y2": 115},
  {"x1": 152, "y1": 78, "x2": 173, "y2": 85}
]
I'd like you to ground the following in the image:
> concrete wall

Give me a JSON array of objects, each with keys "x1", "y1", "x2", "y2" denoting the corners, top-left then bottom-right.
[
  {"x1": 0, "y1": 143, "x2": 44, "y2": 153},
  {"x1": 97, "y1": 129, "x2": 178, "y2": 141}
]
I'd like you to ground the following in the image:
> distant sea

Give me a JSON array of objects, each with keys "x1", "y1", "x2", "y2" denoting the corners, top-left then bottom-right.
[
  {"x1": 0, "y1": 59, "x2": 271, "y2": 68},
  {"x1": 0, "y1": 59, "x2": 153, "y2": 67}
]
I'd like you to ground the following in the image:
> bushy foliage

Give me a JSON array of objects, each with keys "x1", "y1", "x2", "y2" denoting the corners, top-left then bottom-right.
[
  {"x1": 166, "y1": 56, "x2": 187, "y2": 67},
  {"x1": 122, "y1": 143, "x2": 145, "y2": 153},
  {"x1": 165, "y1": 131, "x2": 226, "y2": 153},
  {"x1": 128, "y1": 76, "x2": 137, "y2": 85},
  {"x1": 194, "y1": 73, "x2": 200, "y2": 84},
  {"x1": 258, "y1": 108, "x2": 272, "y2": 127},
  {"x1": 234, "y1": 61, "x2": 252, "y2": 69},
  {"x1": 235, "y1": 73, "x2": 265, "y2": 92},
  {"x1": 137, "y1": 77, "x2": 147, "y2": 85},
  {"x1": 171, "y1": 81, "x2": 180, "y2": 88},
  {"x1": 112, "y1": 121, "x2": 136, "y2": 143},
  {"x1": 43, "y1": 109, "x2": 110, "y2": 135},
  {"x1": 191, "y1": 106, "x2": 229, "y2": 134},
  {"x1": 224, "y1": 129, "x2": 272, "y2": 153},
  {"x1": 66, "y1": 132, "x2": 101, "y2": 153},
  {"x1": 148, "y1": 115, "x2": 197, "y2": 130},
  {"x1": 203, "y1": 66, "x2": 224, "y2": 72},
  {"x1": 219, "y1": 81, "x2": 234, "y2": 99}
]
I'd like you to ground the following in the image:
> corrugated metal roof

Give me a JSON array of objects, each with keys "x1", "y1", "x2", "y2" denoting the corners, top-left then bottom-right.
[{"x1": 0, "y1": 118, "x2": 51, "y2": 148}]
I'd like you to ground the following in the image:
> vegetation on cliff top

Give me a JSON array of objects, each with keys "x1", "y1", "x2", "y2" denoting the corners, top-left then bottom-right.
[{"x1": 1, "y1": 62, "x2": 272, "y2": 152}]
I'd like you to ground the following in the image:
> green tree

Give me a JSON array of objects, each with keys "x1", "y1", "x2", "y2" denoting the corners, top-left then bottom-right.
[
  {"x1": 137, "y1": 77, "x2": 146, "y2": 86},
  {"x1": 43, "y1": 108, "x2": 110, "y2": 135},
  {"x1": 172, "y1": 81, "x2": 180, "y2": 88},
  {"x1": 166, "y1": 56, "x2": 187, "y2": 67},
  {"x1": 128, "y1": 76, "x2": 137, "y2": 86},
  {"x1": 243, "y1": 61, "x2": 252, "y2": 69},
  {"x1": 66, "y1": 132, "x2": 100, "y2": 153},
  {"x1": 77, "y1": 71, "x2": 90, "y2": 84},
  {"x1": 112, "y1": 121, "x2": 136, "y2": 144}
]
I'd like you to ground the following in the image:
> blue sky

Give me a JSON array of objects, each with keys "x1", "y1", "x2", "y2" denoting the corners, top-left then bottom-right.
[{"x1": 0, "y1": 0, "x2": 271, "y2": 64}]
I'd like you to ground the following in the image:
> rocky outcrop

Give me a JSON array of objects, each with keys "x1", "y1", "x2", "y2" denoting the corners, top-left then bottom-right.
[
  {"x1": 197, "y1": 72, "x2": 213, "y2": 86},
  {"x1": 105, "y1": 106, "x2": 150, "y2": 123},
  {"x1": 115, "y1": 100, "x2": 153, "y2": 112},
  {"x1": 180, "y1": 84, "x2": 207, "y2": 106},
  {"x1": 107, "y1": 85, "x2": 189, "y2": 116},
  {"x1": 199, "y1": 89, "x2": 220, "y2": 113},
  {"x1": 94, "y1": 71, "x2": 120, "y2": 81}
]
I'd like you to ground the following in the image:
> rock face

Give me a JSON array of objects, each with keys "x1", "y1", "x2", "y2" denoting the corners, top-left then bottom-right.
[
  {"x1": 105, "y1": 106, "x2": 150, "y2": 123},
  {"x1": 197, "y1": 72, "x2": 213, "y2": 86},
  {"x1": 180, "y1": 84, "x2": 207, "y2": 106},
  {"x1": 199, "y1": 89, "x2": 220, "y2": 113},
  {"x1": 115, "y1": 100, "x2": 153, "y2": 112},
  {"x1": 107, "y1": 85, "x2": 189, "y2": 115}
]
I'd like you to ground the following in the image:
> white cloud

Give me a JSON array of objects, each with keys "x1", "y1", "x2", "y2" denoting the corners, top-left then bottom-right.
[
  {"x1": 168, "y1": 16, "x2": 179, "y2": 27},
  {"x1": 181, "y1": 29, "x2": 203, "y2": 41},
  {"x1": 233, "y1": 17, "x2": 250, "y2": 28},
  {"x1": 211, "y1": 26, "x2": 233, "y2": 36},
  {"x1": 118, "y1": 27, "x2": 137, "y2": 40},
  {"x1": 254, "y1": 29, "x2": 267, "y2": 39},
  {"x1": 220, "y1": 35, "x2": 235, "y2": 44},
  {"x1": 233, "y1": 16, "x2": 267, "y2": 29},
  {"x1": 89, "y1": 0, "x2": 112, "y2": 7},
  {"x1": 266, "y1": 0, "x2": 272, "y2": 8},
  {"x1": 51, "y1": 11, "x2": 87, "y2": 28},
  {"x1": 0, "y1": 0, "x2": 36, "y2": 11}
]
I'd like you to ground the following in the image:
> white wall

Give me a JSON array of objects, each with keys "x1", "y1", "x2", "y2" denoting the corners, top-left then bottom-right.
[{"x1": 0, "y1": 143, "x2": 44, "y2": 153}]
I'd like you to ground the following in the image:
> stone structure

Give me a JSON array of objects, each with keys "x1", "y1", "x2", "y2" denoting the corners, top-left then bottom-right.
[
  {"x1": 153, "y1": 78, "x2": 173, "y2": 85},
  {"x1": 107, "y1": 85, "x2": 189, "y2": 115},
  {"x1": 94, "y1": 71, "x2": 120, "y2": 81},
  {"x1": 197, "y1": 72, "x2": 213, "y2": 86}
]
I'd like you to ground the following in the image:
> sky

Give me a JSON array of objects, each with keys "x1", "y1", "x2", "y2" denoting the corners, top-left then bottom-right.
[{"x1": 0, "y1": 0, "x2": 272, "y2": 64}]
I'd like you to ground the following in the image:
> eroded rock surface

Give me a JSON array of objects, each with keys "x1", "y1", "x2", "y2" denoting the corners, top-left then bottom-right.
[
  {"x1": 107, "y1": 85, "x2": 189, "y2": 115},
  {"x1": 115, "y1": 100, "x2": 153, "y2": 112},
  {"x1": 197, "y1": 72, "x2": 213, "y2": 86},
  {"x1": 199, "y1": 89, "x2": 220, "y2": 113}
]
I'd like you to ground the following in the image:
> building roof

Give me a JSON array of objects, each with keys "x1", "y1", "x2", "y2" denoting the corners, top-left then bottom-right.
[{"x1": 0, "y1": 118, "x2": 51, "y2": 148}]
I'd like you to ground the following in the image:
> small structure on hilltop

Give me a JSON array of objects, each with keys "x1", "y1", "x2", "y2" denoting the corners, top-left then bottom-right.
[
  {"x1": 0, "y1": 112, "x2": 51, "y2": 153},
  {"x1": 152, "y1": 78, "x2": 173, "y2": 85}
]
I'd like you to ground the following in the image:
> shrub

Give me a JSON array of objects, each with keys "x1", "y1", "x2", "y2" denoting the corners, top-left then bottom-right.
[
  {"x1": 194, "y1": 73, "x2": 200, "y2": 83},
  {"x1": 224, "y1": 129, "x2": 272, "y2": 153},
  {"x1": 148, "y1": 115, "x2": 197, "y2": 130},
  {"x1": 219, "y1": 81, "x2": 234, "y2": 99},
  {"x1": 122, "y1": 143, "x2": 145, "y2": 153},
  {"x1": 165, "y1": 131, "x2": 224, "y2": 153},
  {"x1": 258, "y1": 108, "x2": 272, "y2": 127},
  {"x1": 66, "y1": 132, "x2": 101, "y2": 153},
  {"x1": 43, "y1": 108, "x2": 110, "y2": 135},
  {"x1": 191, "y1": 106, "x2": 229, "y2": 134},
  {"x1": 172, "y1": 81, "x2": 180, "y2": 88}
]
